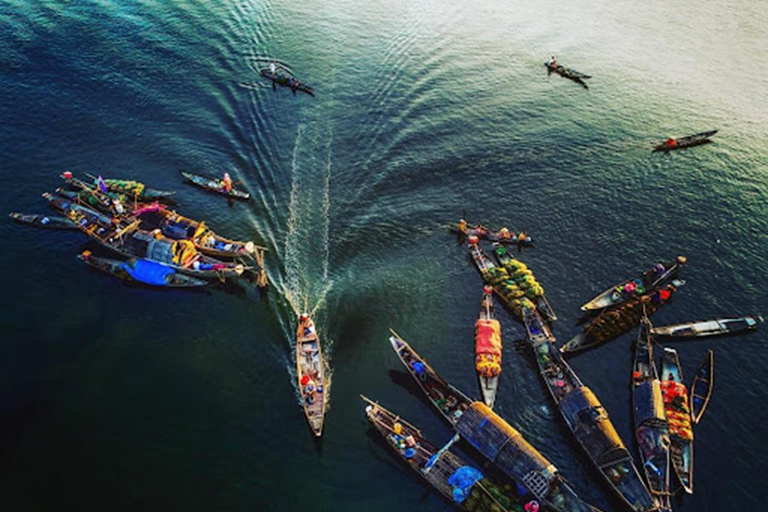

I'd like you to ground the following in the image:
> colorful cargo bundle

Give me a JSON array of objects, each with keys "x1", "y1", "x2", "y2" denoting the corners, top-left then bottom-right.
[
  {"x1": 475, "y1": 319, "x2": 501, "y2": 378},
  {"x1": 660, "y1": 380, "x2": 693, "y2": 441},
  {"x1": 496, "y1": 254, "x2": 545, "y2": 299}
]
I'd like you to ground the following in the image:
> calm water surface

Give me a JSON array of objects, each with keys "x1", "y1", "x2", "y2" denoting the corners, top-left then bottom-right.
[{"x1": 0, "y1": 1, "x2": 766, "y2": 511}]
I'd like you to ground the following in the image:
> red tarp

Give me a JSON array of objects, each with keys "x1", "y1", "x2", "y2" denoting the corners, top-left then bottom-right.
[{"x1": 476, "y1": 319, "x2": 502, "y2": 357}]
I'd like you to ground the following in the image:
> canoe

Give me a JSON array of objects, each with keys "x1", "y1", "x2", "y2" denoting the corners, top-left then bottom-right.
[
  {"x1": 388, "y1": 330, "x2": 472, "y2": 426},
  {"x1": 456, "y1": 403, "x2": 603, "y2": 512},
  {"x1": 259, "y1": 67, "x2": 315, "y2": 96},
  {"x1": 467, "y1": 239, "x2": 537, "y2": 320},
  {"x1": 689, "y1": 350, "x2": 714, "y2": 424},
  {"x1": 522, "y1": 309, "x2": 660, "y2": 512},
  {"x1": 132, "y1": 204, "x2": 259, "y2": 260},
  {"x1": 632, "y1": 318, "x2": 673, "y2": 511},
  {"x1": 9, "y1": 212, "x2": 78, "y2": 230},
  {"x1": 78, "y1": 251, "x2": 208, "y2": 288},
  {"x1": 92, "y1": 176, "x2": 176, "y2": 200},
  {"x1": 491, "y1": 243, "x2": 557, "y2": 321},
  {"x1": 61, "y1": 202, "x2": 245, "y2": 280},
  {"x1": 180, "y1": 171, "x2": 250, "y2": 200},
  {"x1": 660, "y1": 348, "x2": 694, "y2": 494},
  {"x1": 545, "y1": 62, "x2": 591, "y2": 88},
  {"x1": 653, "y1": 130, "x2": 718, "y2": 152},
  {"x1": 475, "y1": 286, "x2": 501, "y2": 408},
  {"x1": 650, "y1": 316, "x2": 762, "y2": 338},
  {"x1": 562, "y1": 281, "x2": 684, "y2": 355},
  {"x1": 451, "y1": 220, "x2": 534, "y2": 246},
  {"x1": 43, "y1": 192, "x2": 115, "y2": 225},
  {"x1": 581, "y1": 257, "x2": 687, "y2": 312},
  {"x1": 362, "y1": 396, "x2": 525, "y2": 512},
  {"x1": 55, "y1": 187, "x2": 124, "y2": 214},
  {"x1": 297, "y1": 314, "x2": 327, "y2": 437}
]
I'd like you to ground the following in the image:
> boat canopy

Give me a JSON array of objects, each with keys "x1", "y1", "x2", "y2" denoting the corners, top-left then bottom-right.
[
  {"x1": 456, "y1": 402, "x2": 557, "y2": 480},
  {"x1": 559, "y1": 387, "x2": 626, "y2": 465},
  {"x1": 634, "y1": 381, "x2": 666, "y2": 425}
]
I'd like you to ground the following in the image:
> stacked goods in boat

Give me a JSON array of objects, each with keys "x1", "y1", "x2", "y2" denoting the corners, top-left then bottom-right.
[{"x1": 475, "y1": 286, "x2": 502, "y2": 408}]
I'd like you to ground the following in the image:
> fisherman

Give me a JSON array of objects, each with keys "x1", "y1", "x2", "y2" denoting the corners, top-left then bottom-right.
[{"x1": 221, "y1": 172, "x2": 233, "y2": 193}]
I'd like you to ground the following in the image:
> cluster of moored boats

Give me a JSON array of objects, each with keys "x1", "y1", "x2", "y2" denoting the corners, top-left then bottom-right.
[
  {"x1": 9, "y1": 171, "x2": 267, "y2": 289},
  {"x1": 359, "y1": 221, "x2": 761, "y2": 512}
]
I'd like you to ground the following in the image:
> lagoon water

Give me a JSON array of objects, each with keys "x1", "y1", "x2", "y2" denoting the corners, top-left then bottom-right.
[{"x1": 1, "y1": 1, "x2": 766, "y2": 511}]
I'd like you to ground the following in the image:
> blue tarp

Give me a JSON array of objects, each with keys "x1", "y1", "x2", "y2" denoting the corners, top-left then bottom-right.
[
  {"x1": 447, "y1": 466, "x2": 483, "y2": 503},
  {"x1": 121, "y1": 259, "x2": 174, "y2": 286}
]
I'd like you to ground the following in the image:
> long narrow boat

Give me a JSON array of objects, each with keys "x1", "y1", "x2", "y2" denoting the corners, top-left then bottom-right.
[
  {"x1": 653, "y1": 130, "x2": 717, "y2": 153},
  {"x1": 362, "y1": 396, "x2": 524, "y2": 512},
  {"x1": 562, "y1": 281, "x2": 683, "y2": 355},
  {"x1": 59, "y1": 199, "x2": 245, "y2": 280},
  {"x1": 456, "y1": 403, "x2": 603, "y2": 512},
  {"x1": 259, "y1": 66, "x2": 315, "y2": 96},
  {"x1": 475, "y1": 286, "x2": 501, "y2": 408},
  {"x1": 522, "y1": 309, "x2": 661, "y2": 512},
  {"x1": 78, "y1": 251, "x2": 208, "y2": 288},
  {"x1": 89, "y1": 175, "x2": 176, "y2": 200},
  {"x1": 451, "y1": 220, "x2": 534, "y2": 246},
  {"x1": 43, "y1": 192, "x2": 114, "y2": 226},
  {"x1": 545, "y1": 62, "x2": 591, "y2": 88},
  {"x1": 491, "y1": 243, "x2": 557, "y2": 321},
  {"x1": 581, "y1": 257, "x2": 686, "y2": 312},
  {"x1": 631, "y1": 318, "x2": 673, "y2": 511},
  {"x1": 651, "y1": 316, "x2": 762, "y2": 338},
  {"x1": 389, "y1": 330, "x2": 471, "y2": 426},
  {"x1": 689, "y1": 350, "x2": 714, "y2": 424},
  {"x1": 467, "y1": 238, "x2": 536, "y2": 320},
  {"x1": 180, "y1": 171, "x2": 250, "y2": 201},
  {"x1": 660, "y1": 348, "x2": 694, "y2": 494},
  {"x1": 9, "y1": 212, "x2": 77, "y2": 230},
  {"x1": 297, "y1": 314, "x2": 327, "y2": 437},
  {"x1": 389, "y1": 331, "x2": 602, "y2": 512},
  {"x1": 56, "y1": 187, "x2": 125, "y2": 214}
]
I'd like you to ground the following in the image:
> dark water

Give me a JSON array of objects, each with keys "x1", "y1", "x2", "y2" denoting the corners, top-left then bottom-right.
[{"x1": 1, "y1": 1, "x2": 766, "y2": 511}]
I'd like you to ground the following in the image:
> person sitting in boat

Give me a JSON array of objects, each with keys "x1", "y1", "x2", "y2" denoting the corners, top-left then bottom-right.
[
  {"x1": 221, "y1": 172, "x2": 233, "y2": 193},
  {"x1": 665, "y1": 137, "x2": 677, "y2": 148},
  {"x1": 547, "y1": 56, "x2": 557, "y2": 68},
  {"x1": 269, "y1": 62, "x2": 276, "y2": 75},
  {"x1": 498, "y1": 227, "x2": 511, "y2": 239},
  {"x1": 458, "y1": 218, "x2": 468, "y2": 234},
  {"x1": 517, "y1": 230, "x2": 527, "y2": 243}
]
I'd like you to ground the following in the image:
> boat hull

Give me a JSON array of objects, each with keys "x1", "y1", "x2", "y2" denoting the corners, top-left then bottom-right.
[
  {"x1": 297, "y1": 316, "x2": 326, "y2": 437},
  {"x1": 180, "y1": 171, "x2": 250, "y2": 200}
]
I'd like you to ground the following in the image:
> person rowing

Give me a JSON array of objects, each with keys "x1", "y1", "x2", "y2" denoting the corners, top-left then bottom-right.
[
  {"x1": 222, "y1": 172, "x2": 233, "y2": 193},
  {"x1": 665, "y1": 137, "x2": 677, "y2": 148},
  {"x1": 547, "y1": 55, "x2": 557, "y2": 68}
]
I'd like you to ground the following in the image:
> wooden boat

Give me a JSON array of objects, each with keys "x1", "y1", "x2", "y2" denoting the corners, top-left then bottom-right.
[
  {"x1": 545, "y1": 61, "x2": 591, "y2": 88},
  {"x1": 475, "y1": 286, "x2": 501, "y2": 408},
  {"x1": 491, "y1": 243, "x2": 557, "y2": 322},
  {"x1": 60, "y1": 200, "x2": 246, "y2": 280},
  {"x1": 296, "y1": 314, "x2": 327, "y2": 437},
  {"x1": 78, "y1": 250, "x2": 208, "y2": 288},
  {"x1": 91, "y1": 175, "x2": 176, "y2": 200},
  {"x1": 388, "y1": 330, "x2": 472, "y2": 426},
  {"x1": 581, "y1": 257, "x2": 686, "y2": 312},
  {"x1": 522, "y1": 309, "x2": 660, "y2": 512},
  {"x1": 653, "y1": 130, "x2": 717, "y2": 153},
  {"x1": 451, "y1": 220, "x2": 533, "y2": 246},
  {"x1": 632, "y1": 318, "x2": 673, "y2": 511},
  {"x1": 55, "y1": 187, "x2": 125, "y2": 214},
  {"x1": 362, "y1": 396, "x2": 525, "y2": 512},
  {"x1": 689, "y1": 350, "x2": 714, "y2": 424},
  {"x1": 650, "y1": 316, "x2": 762, "y2": 338},
  {"x1": 131, "y1": 203, "x2": 260, "y2": 260},
  {"x1": 180, "y1": 171, "x2": 250, "y2": 200},
  {"x1": 467, "y1": 238, "x2": 536, "y2": 320},
  {"x1": 259, "y1": 66, "x2": 315, "y2": 96},
  {"x1": 562, "y1": 281, "x2": 683, "y2": 355},
  {"x1": 9, "y1": 212, "x2": 77, "y2": 230},
  {"x1": 660, "y1": 348, "x2": 694, "y2": 494},
  {"x1": 456, "y1": 402, "x2": 603, "y2": 512},
  {"x1": 43, "y1": 192, "x2": 114, "y2": 226}
]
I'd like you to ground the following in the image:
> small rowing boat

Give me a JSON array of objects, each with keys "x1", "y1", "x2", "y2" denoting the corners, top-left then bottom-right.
[
  {"x1": 522, "y1": 309, "x2": 660, "y2": 512},
  {"x1": 78, "y1": 251, "x2": 207, "y2": 288},
  {"x1": 389, "y1": 330, "x2": 472, "y2": 426},
  {"x1": 9, "y1": 212, "x2": 78, "y2": 230},
  {"x1": 650, "y1": 316, "x2": 762, "y2": 338},
  {"x1": 259, "y1": 65, "x2": 315, "y2": 96},
  {"x1": 452, "y1": 220, "x2": 533, "y2": 246},
  {"x1": 86, "y1": 174, "x2": 175, "y2": 201},
  {"x1": 491, "y1": 243, "x2": 556, "y2": 321},
  {"x1": 475, "y1": 286, "x2": 501, "y2": 408},
  {"x1": 43, "y1": 192, "x2": 114, "y2": 226},
  {"x1": 297, "y1": 314, "x2": 327, "y2": 437},
  {"x1": 632, "y1": 318, "x2": 673, "y2": 511},
  {"x1": 562, "y1": 281, "x2": 683, "y2": 355},
  {"x1": 689, "y1": 350, "x2": 714, "y2": 425},
  {"x1": 653, "y1": 130, "x2": 717, "y2": 152},
  {"x1": 660, "y1": 347, "x2": 694, "y2": 494},
  {"x1": 362, "y1": 396, "x2": 525, "y2": 512},
  {"x1": 581, "y1": 257, "x2": 686, "y2": 312},
  {"x1": 180, "y1": 171, "x2": 250, "y2": 200},
  {"x1": 545, "y1": 61, "x2": 591, "y2": 88}
]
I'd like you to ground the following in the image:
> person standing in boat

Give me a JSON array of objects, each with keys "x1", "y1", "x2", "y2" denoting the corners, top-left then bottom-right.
[{"x1": 221, "y1": 172, "x2": 233, "y2": 193}]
